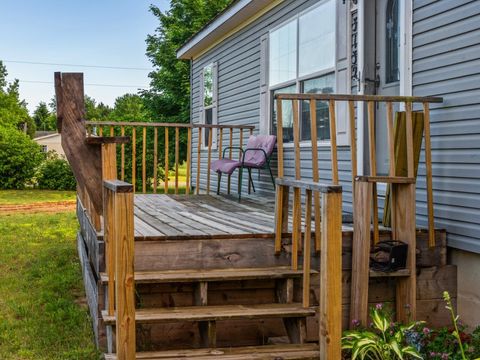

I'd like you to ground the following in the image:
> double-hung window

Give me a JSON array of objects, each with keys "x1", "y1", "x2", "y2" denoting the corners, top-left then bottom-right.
[
  {"x1": 269, "y1": 0, "x2": 336, "y2": 144},
  {"x1": 200, "y1": 62, "x2": 218, "y2": 149}
]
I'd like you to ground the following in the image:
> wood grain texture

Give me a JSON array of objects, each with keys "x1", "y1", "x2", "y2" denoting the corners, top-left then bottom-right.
[
  {"x1": 121, "y1": 126, "x2": 125, "y2": 181},
  {"x1": 207, "y1": 127, "x2": 213, "y2": 195},
  {"x1": 196, "y1": 127, "x2": 202, "y2": 195},
  {"x1": 164, "y1": 128, "x2": 169, "y2": 194},
  {"x1": 142, "y1": 127, "x2": 147, "y2": 193},
  {"x1": 405, "y1": 102, "x2": 414, "y2": 178},
  {"x1": 303, "y1": 190, "x2": 312, "y2": 308},
  {"x1": 423, "y1": 102, "x2": 435, "y2": 247},
  {"x1": 153, "y1": 127, "x2": 158, "y2": 193},
  {"x1": 328, "y1": 100, "x2": 339, "y2": 185},
  {"x1": 309, "y1": 100, "x2": 321, "y2": 253},
  {"x1": 276, "y1": 99, "x2": 284, "y2": 178},
  {"x1": 132, "y1": 127, "x2": 136, "y2": 192},
  {"x1": 186, "y1": 128, "x2": 191, "y2": 195}
]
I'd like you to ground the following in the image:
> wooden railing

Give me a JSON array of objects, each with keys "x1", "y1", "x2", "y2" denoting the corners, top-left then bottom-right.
[
  {"x1": 274, "y1": 93, "x2": 442, "y2": 247},
  {"x1": 86, "y1": 121, "x2": 254, "y2": 195},
  {"x1": 275, "y1": 178, "x2": 342, "y2": 358}
]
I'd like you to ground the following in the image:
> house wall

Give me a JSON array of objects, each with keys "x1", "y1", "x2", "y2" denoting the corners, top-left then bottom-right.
[
  {"x1": 190, "y1": 0, "x2": 354, "y2": 212},
  {"x1": 34, "y1": 134, "x2": 65, "y2": 157}
]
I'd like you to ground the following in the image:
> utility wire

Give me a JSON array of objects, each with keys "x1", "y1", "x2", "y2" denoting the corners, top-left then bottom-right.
[
  {"x1": 3, "y1": 60, "x2": 152, "y2": 71},
  {"x1": 8, "y1": 78, "x2": 149, "y2": 89}
]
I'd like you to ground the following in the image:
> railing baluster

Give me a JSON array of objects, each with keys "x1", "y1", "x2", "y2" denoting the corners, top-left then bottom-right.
[
  {"x1": 164, "y1": 128, "x2": 169, "y2": 194},
  {"x1": 142, "y1": 127, "x2": 147, "y2": 193},
  {"x1": 328, "y1": 100, "x2": 339, "y2": 184},
  {"x1": 153, "y1": 127, "x2": 158, "y2": 193},
  {"x1": 132, "y1": 127, "x2": 136, "y2": 192},
  {"x1": 423, "y1": 102, "x2": 435, "y2": 247},
  {"x1": 186, "y1": 127, "x2": 191, "y2": 195},
  {"x1": 207, "y1": 127, "x2": 213, "y2": 195},
  {"x1": 386, "y1": 101, "x2": 396, "y2": 233},
  {"x1": 218, "y1": 128, "x2": 223, "y2": 160},
  {"x1": 196, "y1": 127, "x2": 202, "y2": 195},
  {"x1": 405, "y1": 102, "x2": 414, "y2": 178},
  {"x1": 110, "y1": 126, "x2": 114, "y2": 137},
  {"x1": 367, "y1": 101, "x2": 379, "y2": 244},
  {"x1": 99, "y1": 126, "x2": 103, "y2": 136},
  {"x1": 274, "y1": 98, "x2": 285, "y2": 254},
  {"x1": 238, "y1": 128, "x2": 243, "y2": 194},
  {"x1": 310, "y1": 99, "x2": 321, "y2": 252},
  {"x1": 292, "y1": 100, "x2": 301, "y2": 266},
  {"x1": 303, "y1": 189, "x2": 312, "y2": 308},
  {"x1": 121, "y1": 126, "x2": 125, "y2": 181},
  {"x1": 348, "y1": 100, "x2": 357, "y2": 187},
  {"x1": 175, "y1": 127, "x2": 179, "y2": 195},
  {"x1": 227, "y1": 128, "x2": 233, "y2": 194}
]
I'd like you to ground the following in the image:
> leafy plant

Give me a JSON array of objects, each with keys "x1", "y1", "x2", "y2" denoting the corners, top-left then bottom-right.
[
  {"x1": 36, "y1": 152, "x2": 76, "y2": 190},
  {"x1": 342, "y1": 304, "x2": 422, "y2": 359}
]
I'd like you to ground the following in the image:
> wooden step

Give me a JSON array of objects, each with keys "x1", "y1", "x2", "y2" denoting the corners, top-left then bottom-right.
[
  {"x1": 104, "y1": 343, "x2": 320, "y2": 359},
  {"x1": 100, "y1": 267, "x2": 316, "y2": 285},
  {"x1": 102, "y1": 303, "x2": 315, "y2": 325},
  {"x1": 370, "y1": 268, "x2": 411, "y2": 277}
]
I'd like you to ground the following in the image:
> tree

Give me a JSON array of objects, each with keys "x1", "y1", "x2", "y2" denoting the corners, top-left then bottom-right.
[
  {"x1": 144, "y1": 0, "x2": 231, "y2": 123},
  {"x1": 0, "y1": 61, "x2": 35, "y2": 137},
  {"x1": 84, "y1": 95, "x2": 112, "y2": 121},
  {"x1": 33, "y1": 102, "x2": 56, "y2": 131}
]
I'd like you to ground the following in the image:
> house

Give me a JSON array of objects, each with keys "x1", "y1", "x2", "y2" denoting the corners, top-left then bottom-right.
[
  {"x1": 34, "y1": 131, "x2": 65, "y2": 157},
  {"x1": 177, "y1": 0, "x2": 480, "y2": 328}
]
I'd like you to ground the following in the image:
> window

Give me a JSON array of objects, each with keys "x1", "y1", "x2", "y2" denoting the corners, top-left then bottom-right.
[
  {"x1": 41, "y1": 145, "x2": 48, "y2": 153},
  {"x1": 385, "y1": 0, "x2": 399, "y2": 83},
  {"x1": 200, "y1": 63, "x2": 217, "y2": 148},
  {"x1": 269, "y1": 0, "x2": 336, "y2": 143}
]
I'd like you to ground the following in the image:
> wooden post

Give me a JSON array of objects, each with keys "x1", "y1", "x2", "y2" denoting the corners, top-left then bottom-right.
[
  {"x1": 423, "y1": 102, "x2": 435, "y2": 247},
  {"x1": 206, "y1": 127, "x2": 213, "y2": 195},
  {"x1": 142, "y1": 127, "x2": 146, "y2": 193},
  {"x1": 310, "y1": 99, "x2": 321, "y2": 253},
  {"x1": 153, "y1": 127, "x2": 158, "y2": 193},
  {"x1": 303, "y1": 189, "x2": 312, "y2": 308},
  {"x1": 112, "y1": 181, "x2": 135, "y2": 360},
  {"x1": 350, "y1": 180, "x2": 373, "y2": 327},
  {"x1": 132, "y1": 127, "x2": 136, "y2": 192},
  {"x1": 164, "y1": 128, "x2": 169, "y2": 194},
  {"x1": 121, "y1": 126, "x2": 125, "y2": 181},
  {"x1": 196, "y1": 127, "x2": 202, "y2": 195},
  {"x1": 175, "y1": 127, "x2": 179, "y2": 195},
  {"x1": 186, "y1": 127, "x2": 192, "y2": 195},
  {"x1": 319, "y1": 190, "x2": 342, "y2": 360}
]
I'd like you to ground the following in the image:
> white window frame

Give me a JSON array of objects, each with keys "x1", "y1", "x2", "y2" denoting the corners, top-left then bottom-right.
[
  {"x1": 267, "y1": 0, "x2": 337, "y2": 148},
  {"x1": 199, "y1": 62, "x2": 218, "y2": 150}
]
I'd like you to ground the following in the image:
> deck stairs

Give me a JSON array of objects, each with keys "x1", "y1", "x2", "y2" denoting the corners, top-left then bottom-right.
[{"x1": 101, "y1": 266, "x2": 320, "y2": 359}]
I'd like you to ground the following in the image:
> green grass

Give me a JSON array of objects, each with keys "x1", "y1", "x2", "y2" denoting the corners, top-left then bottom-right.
[
  {"x1": 0, "y1": 210, "x2": 101, "y2": 359},
  {"x1": 0, "y1": 190, "x2": 76, "y2": 205}
]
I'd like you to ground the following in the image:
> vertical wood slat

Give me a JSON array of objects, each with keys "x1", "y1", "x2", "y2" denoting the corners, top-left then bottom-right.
[
  {"x1": 423, "y1": 102, "x2": 435, "y2": 247},
  {"x1": 274, "y1": 98, "x2": 285, "y2": 255},
  {"x1": 292, "y1": 100, "x2": 301, "y2": 261},
  {"x1": 99, "y1": 127, "x2": 103, "y2": 136},
  {"x1": 310, "y1": 100, "x2": 321, "y2": 253},
  {"x1": 227, "y1": 128, "x2": 233, "y2": 194},
  {"x1": 175, "y1": 127, "x2": 179, "y2": 195},
  {"x1": 386, "y1": 102, "x2": 396, "y2": 232},
  {"x1": 319, "y1": 191, "x2": 342, "y2": 360},
  {"x1": 348, "y1": 100, "x2": 357, "y2": 184},
  {"x1": 303, "y1": 189, "x2": 312, "y2": 308},
  {"x1": 153, "y1": 127, "x2": 158, "y2": 193},
  {"x1": 121, "y1": 126, "x2": 125, "y2": 181},
  {"x1": 367, "y1": 101, "x2": 379, "y2": 244},
  {"x1": 164, "y1": 128, "x2": 169, "y2": 194},
  {"x1": 276, "y1": 99, "x2": 284, "y2": 177},
  {"x1": 274, "y1": 185, "x2": 285, "y2": 254},
  {"x1": 238, "y1": 128, "x2": 243, "y2": 193},
  {"x1": 218, "y1": 128, "x2": 223, "y2": 160},
  {"x1": 101, "y1": 143, "x2": 117, "y2": 318},
  {"x1": 405, "y1": 102, "x2": 414, "y2": 178},
  {"x1": 114, "y1": 187, "x2": 136, "y2": 360},
  {"x1": 328, "y1": 100, "x2": 339, "y2": 184},
  {"x1": 186, "y1": 127, "x2": 192, "y2": 195},
  {"x1": 206, "y1": 127, "x2": 213, "y2": 195},
  {"x1": 142, "y1": 127, "x2": 146, "y2": 193},
  {"x1": 196, "y1": 127, "x2": 202, "y2": 195},
  {"x1": 110, "y1": 126, "x2": 114, "y2": 137},
  {"x1": 132, "y1": 127, "x2": 136, "y2": 192}
]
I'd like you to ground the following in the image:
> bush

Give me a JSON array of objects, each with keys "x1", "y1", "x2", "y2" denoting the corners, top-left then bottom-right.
[
  {"x1": 0, "y1": 126, "x2": 43, "y2": 189},
  {"x1": 36, "y1": 152, "x2": 76, "y2": 190}
]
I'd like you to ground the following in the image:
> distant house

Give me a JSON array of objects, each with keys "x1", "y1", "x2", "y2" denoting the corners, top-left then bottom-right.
[{"x1": 34, "y1": 132, "x2": 64, "y2": 157}]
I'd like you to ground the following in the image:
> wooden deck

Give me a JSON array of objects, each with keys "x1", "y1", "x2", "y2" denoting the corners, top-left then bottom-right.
[{"x1": 133, "y1": 194, "x2": 352, "y2": 240}]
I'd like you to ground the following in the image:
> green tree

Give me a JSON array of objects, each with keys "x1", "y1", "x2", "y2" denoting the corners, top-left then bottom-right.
[
  {"x1": 33, "y1": 102, "x2": 56, "y2": 131},
  {"x1": 144, "y1": 0, "x2": 231, "y2": 123},
  {"x1": 84, "y1": 95, "x2": 112, "y2": 121},
  {"x1": 0, "y1": 61, "x2": 35, "y2": 137}
]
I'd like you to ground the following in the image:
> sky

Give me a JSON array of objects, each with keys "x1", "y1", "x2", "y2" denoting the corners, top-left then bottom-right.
[{"x1": 0, "y1": 0, "x2": 170, "y2": 113}]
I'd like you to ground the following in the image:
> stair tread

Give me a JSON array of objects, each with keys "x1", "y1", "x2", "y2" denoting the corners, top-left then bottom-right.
[
  {"x1": 356, "y1": 175, "x2": 415, "y2": 184},
  {"x1": 104, "y1": 343, "x2": 320, "y2": 359},
  {"x1": 370, "y1": 268, "x2": 411, "y2": 277},
  {"x1": 102, "y1": 303, "x2": 316, "y2": 325},
  {"x1": 100, "y1": 266, "x2": 316, "y2": 284}
]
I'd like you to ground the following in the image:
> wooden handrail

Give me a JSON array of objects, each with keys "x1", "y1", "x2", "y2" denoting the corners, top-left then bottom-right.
[
  {"x1": 86, "y1": 121, "x2": 255, "y2": 130},
  {"x1": 274, "y1": 93, "x2": 440, "y2": 247}
]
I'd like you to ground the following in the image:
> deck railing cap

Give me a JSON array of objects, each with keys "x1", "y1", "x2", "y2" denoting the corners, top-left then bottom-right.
[{"x1": 103, "y1": 180, "x2": 134, "y2": 193}]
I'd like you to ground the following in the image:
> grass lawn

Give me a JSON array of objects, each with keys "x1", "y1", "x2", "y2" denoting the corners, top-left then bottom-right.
[
  {"x1": 0, "y1": 196, "x2": 101, "y2": 358},
  {"x1": 0, "y1": 190, "x2": 76, "y2": 205}
]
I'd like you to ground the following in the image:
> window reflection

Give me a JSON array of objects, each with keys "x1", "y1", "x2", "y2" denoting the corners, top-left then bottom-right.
[{"x1": 386, "y1": 0, "x2": 399, "y2": 83}]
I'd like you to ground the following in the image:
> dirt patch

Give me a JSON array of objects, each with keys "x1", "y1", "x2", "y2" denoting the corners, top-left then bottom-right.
[{"x1": 0, "y1": 200, "x2": 76, "y2": 214}]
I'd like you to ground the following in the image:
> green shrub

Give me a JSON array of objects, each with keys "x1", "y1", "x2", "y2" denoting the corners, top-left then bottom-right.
[
  {"x1": 0, "y1": 126, "x2": 43, "y2": 189},
  {"x1": 36, "y1": 152, "x2": 76, "y2": 190}
]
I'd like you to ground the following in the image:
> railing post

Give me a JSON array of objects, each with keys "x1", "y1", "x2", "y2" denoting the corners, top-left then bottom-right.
[{"x1": 319, "y1": 189, "x2": 342, "y2": 360}]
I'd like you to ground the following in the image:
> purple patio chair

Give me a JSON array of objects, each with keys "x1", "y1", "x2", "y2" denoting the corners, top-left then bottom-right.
[{"x1": 211, "y1": 135, "x2": 276, "y2": 200}]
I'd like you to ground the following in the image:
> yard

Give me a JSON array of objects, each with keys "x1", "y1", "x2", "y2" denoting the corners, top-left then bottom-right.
[{"x1": 0, "y1": 190, "x2": 101, "y2": 359}]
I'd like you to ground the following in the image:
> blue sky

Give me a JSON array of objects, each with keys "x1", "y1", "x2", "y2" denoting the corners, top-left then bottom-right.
[{"x1": 0, "y1": 0, "x2": 170, "y2": 112}]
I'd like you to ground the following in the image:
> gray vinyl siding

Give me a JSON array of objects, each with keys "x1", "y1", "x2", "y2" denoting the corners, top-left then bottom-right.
[
  {"x1": 190, "y1": 0, "x2": 353, "y2": 212},
  {"x1": 412, "y1": 0, "x2": 480, "y2": 253}
]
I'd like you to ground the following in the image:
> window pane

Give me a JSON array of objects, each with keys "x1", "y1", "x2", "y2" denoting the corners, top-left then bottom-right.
[
  {"x1": 271, "y1": 84, "x2": 297, "y2": 143},
  {"x1": 299, "y1": 0, "x2": 335, "y2": 77},
  {"x1": 269, "y1": 20, "x2": 297, "y2": 86},
  {"x1": 204, "y1": 108, "x2": 213, "y2": 144},
  {"x1": 203, "y1": 64, "x2": 213, "y2": 107},
  {"x1": 301, "y1": 73, "x2": 335, "y2": 141},
  {"x1": 386, "y1": 0, "x2": 399, "y2": 83}
]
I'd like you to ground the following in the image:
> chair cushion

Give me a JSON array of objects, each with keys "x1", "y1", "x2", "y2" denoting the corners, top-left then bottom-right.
[
  {"x1": 243, "y1": 135, "x2": 277, "y2": 167},
  {"x1": 211, "y1": 159, "x2": 241, "y2": 175}
]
